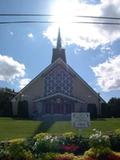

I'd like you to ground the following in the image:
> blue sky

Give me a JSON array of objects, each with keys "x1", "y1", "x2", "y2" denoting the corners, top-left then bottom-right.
[{"x1": 0, "y1": 0, "x2": 120, "y2": 102}]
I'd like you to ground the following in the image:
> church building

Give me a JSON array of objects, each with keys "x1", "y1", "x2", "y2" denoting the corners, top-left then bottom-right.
[{"x1": 12, "y1": 30, "x2": 105, "y2": 119}]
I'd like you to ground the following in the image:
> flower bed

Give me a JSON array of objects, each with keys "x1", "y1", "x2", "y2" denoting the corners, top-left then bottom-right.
[{"x1": 0, "y1": 129, "x2": 120, "y2": 160}]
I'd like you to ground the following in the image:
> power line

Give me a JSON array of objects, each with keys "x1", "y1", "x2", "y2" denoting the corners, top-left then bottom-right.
[
  {"x1": 0, "y1": 13, "x2": 120, "y2": 20},
  {"x1": 0, "y1": 20, "x2": 120, "y2": 25}
]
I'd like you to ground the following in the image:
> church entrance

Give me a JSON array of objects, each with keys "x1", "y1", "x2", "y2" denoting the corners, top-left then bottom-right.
[
  {"x1": 33, "y1": 93, "x2": 85, "y2": 118},
  {"x1": 42, "y1": 98, "x2": 75, "y2": 114}
]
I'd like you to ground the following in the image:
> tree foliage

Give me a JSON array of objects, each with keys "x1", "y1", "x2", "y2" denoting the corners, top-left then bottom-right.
[
  {"x1": 101, "y1": 97, "x2": 120, "y2": 118},
  {"x1": 0, "y1": 88, "x2": 15, "y2": 116},
  {"x1": 108, "y1": 97, "x2": 120, "y2": 106},
  {"x1": 87, "y1": 103, "x2": 97, "y2": 119},
  {"x1": 17, "y1": 100, "x2": 29, "y2": 118}
]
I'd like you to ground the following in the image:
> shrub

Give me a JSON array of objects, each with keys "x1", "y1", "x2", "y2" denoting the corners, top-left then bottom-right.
[
  {"x1": 54, "y1": 153, "x2": 75, "y2": 160},
  {"x1": 85, "y1": 147, "x2": 111, "y2": 159},
  {"x1": 62, "y1": 132, "x2": 89, "y2": 154},
  {"x1": 17, "y1": 100, "x2": 29, "y2": 118},
  {"x1": 86, "y1": 129, "x2": 111, "y2": 159},
  {"x1": 33, "y1": 133, "x2": 61, "y2": 154},
  {"x1": 41, "y1": 153, "x2": 76, "y2": 160},
  {"x1": 40, "y1": 152, "x2": 58, "y2": 160},
  {"x1": 33, "y1": 133, "x2": 49, "y2": 141},
  {"x1": 109, "y1": 130, "x2": 120, "y2": 152},
  {"x1": 0, "y1": 142, "x2": 10, "y2": 160},
  {"x1": 8, "y1": 139, "x2": 25, "y2": 160},
  {"x1": 87, "y1": 104, "x2": 97, "y2": 119},
  {"x1": 8, "y1": 138, "x2": 34, "y2": 160},
  {"x1": 101, "y1": 103, "x2": 110, "y2": 118},
  {"x1": 115, "y1": 128, "x2": 120, "y2": 135},
  {"x1": 89, "y1": 129, "x2": 110, "y2": 149}
]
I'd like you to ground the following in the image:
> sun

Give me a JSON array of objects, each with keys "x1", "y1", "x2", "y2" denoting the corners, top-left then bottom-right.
[
  {"x1": 45, "y1": 0, "x2": 103, "y2": 49},
  {"x1": 46, "y1": 0, "x2": 80, "y2": 46},
  {"x1": 50, "y1": 0, "x2": 78, "y2": 27}
]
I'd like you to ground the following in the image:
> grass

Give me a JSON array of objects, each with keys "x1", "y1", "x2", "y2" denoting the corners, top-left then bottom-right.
[
  {"x1": 0, "y1": 117, "x2": 120, "y2": 140},
  {"x1": 0, "y1": 117, "x2": 40, "y2": 140}
]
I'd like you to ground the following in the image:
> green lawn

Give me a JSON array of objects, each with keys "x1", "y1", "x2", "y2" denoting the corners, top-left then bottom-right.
[{"x1": 0, "y1": 117, "x2": 120, "y2": 140}]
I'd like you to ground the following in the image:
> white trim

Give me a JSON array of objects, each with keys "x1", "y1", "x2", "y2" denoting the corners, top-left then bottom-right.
[{"x1": 33, "y1": 92, "x2": 85, "y2": 103}]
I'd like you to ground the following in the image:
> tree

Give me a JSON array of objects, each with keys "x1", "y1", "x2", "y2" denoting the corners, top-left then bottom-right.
[
  {"x1": 17, "y1": 100, "x2": 29, "y2": 118},
  {"x1": 0, "y1": 88, "x2": 16, "y2": 116},
  {"x1": 108, "y1": 97, "x2": 120, "y2": 106},
  {"x1": 108, "y1": 97, "x2": 120, "y2": 117},
  {"x1": 101, "y1": 103, "x2": 110, "y2": 118},
  {"x1": 87, "y1": 103, "x2": 97, "y2": 119}
]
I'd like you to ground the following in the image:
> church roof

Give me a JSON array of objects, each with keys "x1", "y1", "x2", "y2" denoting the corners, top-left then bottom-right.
[{"x1": 14, "y1": 58, "x2": 105, "y2": 103}]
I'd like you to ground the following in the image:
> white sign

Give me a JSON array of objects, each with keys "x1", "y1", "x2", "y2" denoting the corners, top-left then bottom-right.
[{"x1": 71, "y1": 112, "x2": 90, "y2": 129}]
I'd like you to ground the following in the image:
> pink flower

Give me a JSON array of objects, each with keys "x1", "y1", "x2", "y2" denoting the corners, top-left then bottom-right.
[{"x1": 61, "y1": 145, "x2": 79, "y2": 152}]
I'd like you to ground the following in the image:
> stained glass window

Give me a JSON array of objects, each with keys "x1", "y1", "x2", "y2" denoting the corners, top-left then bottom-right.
[{"x1": 44, "y1": 65, "x2": 73, "y2": 96}]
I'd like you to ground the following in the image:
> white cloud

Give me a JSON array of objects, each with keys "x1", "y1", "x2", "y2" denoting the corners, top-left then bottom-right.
[
  {"x1": 27, "y1": 33, "x2": 34, "y2": 39},
  {"x1": 43, "y1": 0, "x2": 120, "y2": 50},
  {"x1": 19, "y1": 78, "x2": 31, "y2": 89},
  {"x1": 100, "y1": 45, "x2": 114, "y2": 57},
  {"x1": 91, "y1": 55, "x2": 120, "y2": 91},
  {"x1": 0, "y1": 55, "x2": 25, "y2": 82}
]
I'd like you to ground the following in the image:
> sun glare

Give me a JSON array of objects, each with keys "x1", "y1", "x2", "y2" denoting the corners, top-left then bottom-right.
[
  {"x1": 47, "y1": 0, "x2": 81, "y2": 46},
  {"x1": 45, "y1": 0, "x2": 102, "y2": 49},
  {"x1": 50, "y1": 0, "x2": 78, "y2": 26}
]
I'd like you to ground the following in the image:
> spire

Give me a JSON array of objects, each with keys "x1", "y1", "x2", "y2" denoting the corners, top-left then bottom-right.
[
  {"x1": 51, "y1": 28, "x2": 66, "y2": 63},
  {"x1": 57, "y1": 28, "x2": 62, "y2": 49}
]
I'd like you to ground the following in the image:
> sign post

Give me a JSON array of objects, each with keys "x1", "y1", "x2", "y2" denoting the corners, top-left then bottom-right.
[{"x1": 71, "y1": 112, "x2": 90, "y2": 132}]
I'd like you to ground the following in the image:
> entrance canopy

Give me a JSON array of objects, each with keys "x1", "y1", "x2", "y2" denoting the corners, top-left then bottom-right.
[{"x1": 33, "y1": 92, "x2": 85, "y2": 103}]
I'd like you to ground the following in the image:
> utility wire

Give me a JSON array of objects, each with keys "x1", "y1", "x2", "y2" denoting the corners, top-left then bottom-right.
[
  {"x1": 0, "y1": 14, "x2": 120, "y2": 25},
  {"x1": 0, "y1": 20, "x2": 120, "y2": 25},
  {"x1": 0, "y1": 13, "x2": 120, "y2": 20}
]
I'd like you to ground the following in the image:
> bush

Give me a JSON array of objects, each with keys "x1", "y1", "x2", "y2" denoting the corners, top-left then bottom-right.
[
  {"x1": 8, "y1": 138, "x2": 34, "y2": 160},
  {"x1": 61, "y1": 132, "x2": 89, "y2": 154},
  {"x1": 101, "y1": 103, "x2": 110, "y2": 118},
  {"x1": 40, "y1": 152, "x2": 58, "y2": 160},
  {"x1": 85, "y1": 147, "x2": 111, "y2": 159},
  {"x1": 54, "y1": 153, "x2": 75, "y2": 160},
  {"x1": 89, "y1": 129, "x2": 110, "y2": 149},
  {"x1": 109, "y1": 129, "x2": 120, "y2": 152},
  {"x1": 41, "y1": 153, "x2": 75, "y2": 160},
  {"x1": 33, "y1": 133, "x2": 61, "y2": 154},
  {"x1": 87, "y1": 104, "x2": 97, "y2": 119},
  {"x1": 33, "y1": 132, "x2": 89, "y2": 155},
  {"x1": 17, "y1": 100, "x2": 29, "y2": 118},
  {"x1": 0, "y1": 142, "x2": 10, "y2": 160},
  {"x1": 1, "y1": 132, "x2": 120, "y2": 160}
]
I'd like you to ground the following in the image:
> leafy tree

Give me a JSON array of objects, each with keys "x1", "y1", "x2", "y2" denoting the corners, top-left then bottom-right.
[
  {"x1": 108, "y1": 97, "x2": 120, "y2": 106},
  {"x1": 0, "y1": 87, "x2": 16, "y2": 116},
  {"x1": 87, "y1": 103, "x2": 97, "y2": 119},
  {"x1": 108, "y1": 97, "x2": 120, "y2": 117},
  {"x1": 17, "y1": 100, "x2": 29, "y2": 118},
  {"x1": 101, "y1": 103, "x2": 111, "y2": 118}
]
